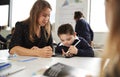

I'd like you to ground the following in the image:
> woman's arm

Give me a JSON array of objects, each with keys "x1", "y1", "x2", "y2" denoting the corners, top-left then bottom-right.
[
  {"x1": 9, "y1": 22, "x2": 53, "y2": 57},
  {"x1": 10, "y1": 46, "x2": 53, "y2": 58}
]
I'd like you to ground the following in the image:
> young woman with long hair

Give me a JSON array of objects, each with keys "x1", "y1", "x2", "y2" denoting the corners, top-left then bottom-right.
[{"x1": 9, "y1": 0, "x2": 53, "y2": 58}]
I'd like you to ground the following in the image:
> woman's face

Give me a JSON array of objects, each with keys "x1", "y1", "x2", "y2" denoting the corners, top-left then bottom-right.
[{"x1": 38, "y1": 8, "x2": 51, "y2": 26}]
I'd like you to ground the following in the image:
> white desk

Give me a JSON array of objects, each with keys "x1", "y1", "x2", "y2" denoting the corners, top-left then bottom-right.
[{"x1": 0, "y1": 56, "x2": 101, "y2": 77}]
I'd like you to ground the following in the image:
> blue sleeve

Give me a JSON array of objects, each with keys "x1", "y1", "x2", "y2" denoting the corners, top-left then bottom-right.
[
  {"x1": 55, "y1": 43, "x2": 63, "y2": 55},
  {"x1": 89, "y1": 26, "x2": 94, "y2": 41},
  {"x1": 76, "y1": 38, "x2": 94, "y2": 57},
  {"x1": 75, "y1": 20, "x2": 91, "y2": 44},
  {"x1": 55, "y1": 43, "x2": 69, "y2": 55}
]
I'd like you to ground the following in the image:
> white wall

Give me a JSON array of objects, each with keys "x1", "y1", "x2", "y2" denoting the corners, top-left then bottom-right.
[
  {"x1": 11, "y1": 0, "x2": 56, "y2": 27},
  {"x1": 0, "y1": 5, "x2": 9, "y2": 26},
  {"x1": 93, "y1": 32, "x2": 108, "y2": 47}
]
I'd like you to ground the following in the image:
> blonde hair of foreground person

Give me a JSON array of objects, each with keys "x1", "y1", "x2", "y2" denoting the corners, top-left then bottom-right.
[{"x1": 100, "y1": 0, "x2": 120, "y2": 77}]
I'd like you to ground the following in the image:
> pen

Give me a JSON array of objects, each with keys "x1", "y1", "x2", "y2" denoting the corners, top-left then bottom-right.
[
  {"x1": 0, "y1": 66, "x2": 25, "y2": 77},
  {"x1": 18, "y1": 57, "x2": 37, "y2": 62},
  {"x1": 0, "y1": 62, "x2": 11, "y2": 71},
  {"x1": 74, "y1": 40, "x2": 81, "y2": 47}
]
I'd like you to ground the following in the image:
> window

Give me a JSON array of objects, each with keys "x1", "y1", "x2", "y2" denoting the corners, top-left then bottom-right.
[
  {"x1": 90, "y1": 0, "x2": 108, "y2": 32},
  {"x1": 11, "y1": 0, "x2": 56, "y2": 27},
  {"x1": 0, "y1": 5, "x2": 9, "y2": 26}
]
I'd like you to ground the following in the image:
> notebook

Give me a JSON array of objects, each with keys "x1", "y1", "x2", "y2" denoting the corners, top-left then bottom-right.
[
  {"x1": 0, "y1": 63, "x2": 25, "y2": 76},
  {"x1": 0, "y1": 62, "x2": 11, "y2": 71}
]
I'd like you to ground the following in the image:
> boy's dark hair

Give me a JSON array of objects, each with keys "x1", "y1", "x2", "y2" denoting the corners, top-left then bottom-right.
[
  {"x1": 74, "y1": 11, "x2": 84, "y2": 19},
  {"x1": 57, "y1": 23, "x2": 74, "y2": 36}
]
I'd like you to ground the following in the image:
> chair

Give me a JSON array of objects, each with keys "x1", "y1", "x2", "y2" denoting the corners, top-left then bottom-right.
[{"x1": 0, "y1": 41, "x2": 7, "y2": 49}]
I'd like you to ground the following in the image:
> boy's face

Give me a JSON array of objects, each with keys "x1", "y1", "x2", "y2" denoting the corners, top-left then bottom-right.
[{"x1": 59, "y1": 33, "x2": 76, "y2": 47}]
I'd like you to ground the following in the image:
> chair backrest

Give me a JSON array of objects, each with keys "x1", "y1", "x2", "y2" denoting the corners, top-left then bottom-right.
[{"x1": 0, "y1": 41, "x2": 7, "y2": 49}]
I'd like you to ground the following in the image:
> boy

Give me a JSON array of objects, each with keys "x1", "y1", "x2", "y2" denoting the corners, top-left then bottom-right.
[{"x1": 55, "y1": 24, "x2": 94, "y2": 57}]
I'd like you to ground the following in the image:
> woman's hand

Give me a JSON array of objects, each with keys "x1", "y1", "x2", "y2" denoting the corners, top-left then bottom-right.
[
  {"x1": 31, "y1": 46, "x2": 40, "y2": 50},
  {"x1": 31, "y1": 46, "x2": 53, "y2": 58}
]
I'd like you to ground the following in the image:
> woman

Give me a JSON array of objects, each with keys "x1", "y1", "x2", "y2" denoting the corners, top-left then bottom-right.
[
  {"x1": 9, "y1": 0, "x2": 53, "y2": 58},
  {"x1": 100, "y1": 0, "x2": 120, "y2": 77},
  {"x1": 74, "y1": 11, "x2": 94, "y2": 46}
]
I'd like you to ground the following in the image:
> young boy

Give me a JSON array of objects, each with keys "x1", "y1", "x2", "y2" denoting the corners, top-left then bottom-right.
[{"x1": 55, "y1": 24, "x2": 94, "y2": 57}]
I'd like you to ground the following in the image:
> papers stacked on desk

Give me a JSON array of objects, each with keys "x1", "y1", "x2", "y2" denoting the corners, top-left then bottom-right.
[
  {"x1": 0, "y1": 49, "x2": 11, "y2": 71},
  {"x1": 0, "y1": 49, "x2": 9, "y2": 60},
  {"x1": 0, "y1": 62, "x2": 11, "y2": 71},
  {"x1": 0, "y1": 64, "x2": 25, "y2": 77}
]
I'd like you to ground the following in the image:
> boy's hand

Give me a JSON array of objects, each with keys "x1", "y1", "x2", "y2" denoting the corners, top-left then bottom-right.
[
  {"x1": 68, "y1": 46, "x2": 78, "y2": 55},
  {"x1": 62, "y1": 49, "x2": 73, "y2": 57},
  {"x1": 65, "y1": 51, "x2": 73, "y2": 57}
]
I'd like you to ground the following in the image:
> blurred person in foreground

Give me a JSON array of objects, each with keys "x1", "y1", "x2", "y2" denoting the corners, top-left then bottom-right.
[{"x1": 100, "y1": 0, "x2": 120, "y2": 77}]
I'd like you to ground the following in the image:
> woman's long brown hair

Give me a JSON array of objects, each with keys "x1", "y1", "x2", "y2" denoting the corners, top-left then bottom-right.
[
  {"x1": 100, "y1": 0, "x2": 120, "y2": 77},
  {"x1": 23, "y1": 0, "x2": 52, "y2": 42}
]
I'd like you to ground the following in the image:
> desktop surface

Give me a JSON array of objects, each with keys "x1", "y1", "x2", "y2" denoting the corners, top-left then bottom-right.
[{"x1": 1, "y1": 56, "x2": 101, "y2": 77}]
